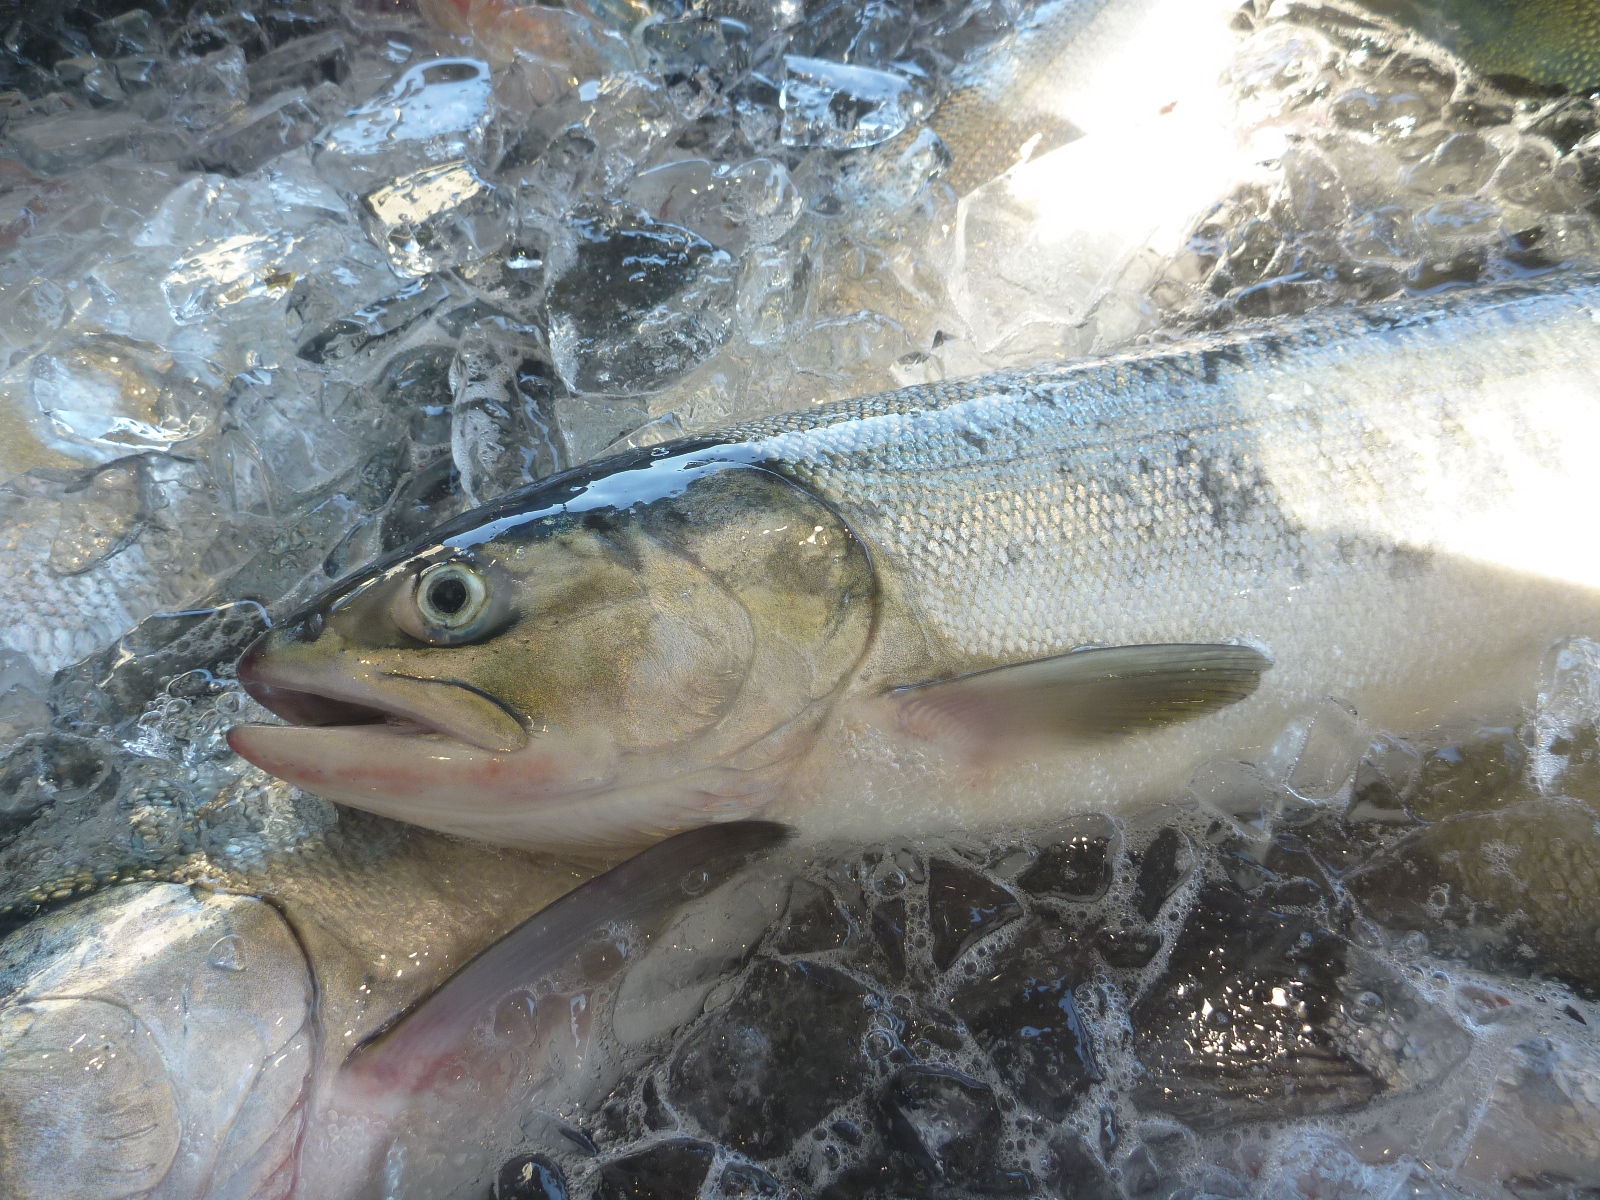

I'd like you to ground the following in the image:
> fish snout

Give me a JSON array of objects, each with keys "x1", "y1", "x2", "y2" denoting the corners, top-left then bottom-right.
[{"x1": 235, "y1": 634, "x2": 308, "y2": 722}]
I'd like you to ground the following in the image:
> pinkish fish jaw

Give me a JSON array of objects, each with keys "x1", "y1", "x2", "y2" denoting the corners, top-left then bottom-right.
[
  {"x1": 226, "y1": 721, "x2": 619, "y2": 845},
  {"x1": 228, "y1": 635, "x2": 793, "y2": 850},
  {"x1": 225, "y1": 719, "x2": 787, "y2": 852}
]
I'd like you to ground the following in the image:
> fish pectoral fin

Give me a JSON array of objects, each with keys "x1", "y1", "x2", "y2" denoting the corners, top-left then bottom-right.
[{"x1": 892, "y1": 643, "x2": 1272, "y2": 754}]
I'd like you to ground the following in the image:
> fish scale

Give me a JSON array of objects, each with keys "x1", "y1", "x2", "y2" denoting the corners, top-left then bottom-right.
[
  {"x1": 723, "y1": 278, "x2": 1600, "y2": 837},
  {"x1": 727, "y1": 280, "x2": 1600, "y2": 670}
]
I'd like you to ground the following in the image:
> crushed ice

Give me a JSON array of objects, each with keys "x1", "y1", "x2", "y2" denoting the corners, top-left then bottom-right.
[{"x1": 4, "y1": 0, "x2": 1600, "y2": 1196}]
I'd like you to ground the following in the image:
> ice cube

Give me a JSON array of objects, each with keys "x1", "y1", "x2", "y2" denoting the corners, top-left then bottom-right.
[
  {"x1": 245, "y1": 30, "x2": 350, "y2": 98},
  {"x1": 29, "y1": 334, "x2": 221, "y2": 461},
  {"x1": 596, "y1": 410, "x2": 686, "y2": 457},
  {"x1": 697, "y1": 0, "x2": 802, "y2": 40},
  {"x1": 832, "y1": 125, "x2": 950, "y2": 211},
  {"x1": 6, "y1": 109, "x2": 143, "y2": 175},
  {"x1": 1405, "y1": 132, "x2": 1499, "y2": 196},
  {"x1": 582, "y1": 73, "x2": 681, "y2": 188},
  {"x1": 359, "y1": 158, "x2": 511, "y2": 277},
  {"x1": 883, "y1": 1066, "x2": 1001, "y2": 1183},
  {"x1": 161, "y1": 230, "x2": 327, "y2": 325},
  {"x1": 624, "y1": 157, "x2": 801, "y2": 253},
  {"x1": 447, "y1": 0, "x2": 629, "y2": 86},
  {"x1": 133, "y1": 175, "x2": 251, "y2": 249},
  {"x1": 1285, "y1": 697, "x2": 1369, "y2": 803},
  {"x1": 449, "y1": 242, "x2": 546, "y2": 328},
  {"x1": 217, "y1": 363, "x2": 372, "y2": 513},
  {"x1": 373, "y1": 343, "x2": 457, "y2": 458},
  {"x1": 111, "y1": 54, "x2": 169, "y2": 113},
  {"x1": 55, "y1": 56, "x2": 127, "y2": 105},
  {"x1": 91, "y1": 10, "x2": 161, "y2": 59},
  {"x1": 0, "y1": 729, "x2": 113, "y2": 845},
  {"x1": 1530, "y1": 636, "x2": 1600, "y2": 798},
  {"x1": 166, "y1": 47, "x2": 250, "y2": 131},
  {"x1": 449, "y1": 330, "x2": 564, "y2": 506},
  {"x1": 952, "y1": 921, "x2": 1101, "y2": 1121},
  {"x1": 735, "y1": 241, "x2": 810, "y2": 346},
  {"x1": 506, "y1": 128, "x2": 602, "y2": 217},
  {"x1": 545, "y1": 205, "x2": 737, "y2": 393},
  {"x1": 1458, "y1": 1035, "x2": 1600, "y2": 1192},
  {"x1": 295, "y1": 277, "x2": 451, "y2": 366},
  {"x1": 379, "y1": 455, "x2": 468, "y2": 554},
  {"x1": 189, "y1": 89, "x2": 331, "y2": 176},
  {"x1": 787, "y1": 0, "x2": 912, "y2": 68},
  {"x1": 0, "y1": 454, "x2": 220, "y2": 676},
  {"x1": 927, "y1": 857, "x2": 1020, "y2": 969},
  {"x1": 313, "y1": 57, "x2": 494, "y2": 195},
  {"x1": 670, "y1": 959, "x2": 875, "y2": 1156},
  {"x1": 641, "y1": 16, "x2": 750, "y2": 83},
  {"x1": 0, "y1": 649, "x2": 50, "y2": 748},
  {"x1": 46, "y1": 456, "x2": 151, "y2": 575},
  {"x1": 549, "y1": 392, "x2": 651, "y2": 464},
  {"x1": 779, "y1": 55, "x2": 925, "y2": 150}
]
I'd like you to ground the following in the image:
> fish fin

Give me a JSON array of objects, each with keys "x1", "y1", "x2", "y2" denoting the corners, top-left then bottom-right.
[
  {"x1": 303, "y1": 823, "x2": 791, "y2": 1195},
  {"x1": 340, "y1": 821, "x2": 791, "y2": 1093},
  {"x1": 893, "y1": 643, "x2": 1271, "y2": 753}
]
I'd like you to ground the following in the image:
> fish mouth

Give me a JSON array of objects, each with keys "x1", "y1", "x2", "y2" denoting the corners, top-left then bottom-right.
[
  {"x1": 237, "y1": 665, "x2": 394, "y2": 730},
  {"x1": 227, "y1": 645, "x2": 773, "y2": 851},
  {"x1": 227, "y1": 644, "x2": 627, "y2": 839},
  {"x1": 234, "y1": 644, "x2": 526, "y2": 750}
]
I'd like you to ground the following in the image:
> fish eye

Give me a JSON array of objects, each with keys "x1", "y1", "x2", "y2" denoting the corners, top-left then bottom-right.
[{"x1": 405, "y1": 561, "x2": 491, "y2": 639}]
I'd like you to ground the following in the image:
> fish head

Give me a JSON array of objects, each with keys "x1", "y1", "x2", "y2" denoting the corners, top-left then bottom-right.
[{"x1": 228, "y1": 446, "x2": 875, "y2": 850}]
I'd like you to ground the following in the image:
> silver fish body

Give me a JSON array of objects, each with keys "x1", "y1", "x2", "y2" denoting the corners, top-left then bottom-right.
[
  {"x1": 745, "y1": 277, "x2": 1600, "y2": 832},
  {"x1": 0, "y1": 822, "x2": 787, "y2": 1200},
  {"x1": 231, "y1": 277, "x2": 1600, "y2": 848}
]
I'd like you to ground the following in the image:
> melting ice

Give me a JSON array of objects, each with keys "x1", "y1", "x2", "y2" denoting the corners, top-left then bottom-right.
[{"x1": 4, "y1": 0, "x2": 1600, "y2": 1196}]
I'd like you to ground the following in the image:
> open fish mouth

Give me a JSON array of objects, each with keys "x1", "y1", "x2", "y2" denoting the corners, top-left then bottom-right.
[
  {"x1": 226, "y1": 635, "x2": 783, "y2": 851},
  {"x1": 224, "y1": 710, "x2": 748, "y2": 851},
  {"x1": 236, "y1": 675, "x2": 399, "y2": 732},
  {"x1": 227, "y1": 649, "x2": 628, "y2": 844},
  {"x1": 233, "y1": 644, "x2": 530, "y2": 751},
  {"x1": 224, "y1": 714, "x2": 627, "y2": 848}
]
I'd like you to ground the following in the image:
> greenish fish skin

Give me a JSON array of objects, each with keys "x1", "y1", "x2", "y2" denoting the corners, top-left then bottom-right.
[
  {"x1": 1371, "y1": 0, "x2": 1600, "y2": 92},
  {"x1": 1350, "y1": 798, "x2": 1600, "y2": 996},
  {"x1": 230, "y1": 277, "x2": 1600, "y2": 849}
]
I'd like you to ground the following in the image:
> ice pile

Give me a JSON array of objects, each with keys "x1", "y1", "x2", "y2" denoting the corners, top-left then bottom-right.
[
  {"x1": 467, "y1": 638, "x2": 1600, "y2": 1200},
  {"x1": 4, "y1": 0, "x2": 1600, "y2": 1195},
  {"x1": 0, "y1": 0, "x2": 1040, "y2": 693},
  {"x1": 1151, "y1": 0, "x2": 1600, "y2": 330}
]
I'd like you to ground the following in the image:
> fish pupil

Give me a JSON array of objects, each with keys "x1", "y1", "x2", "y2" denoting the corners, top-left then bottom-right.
[{"x1": 430, "y1": 577, "x2": 469, "y2": 615}]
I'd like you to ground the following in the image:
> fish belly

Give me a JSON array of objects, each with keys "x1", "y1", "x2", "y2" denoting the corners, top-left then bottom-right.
[{"x1": 736, "y1": 280, "x2": 1600, "y2": 835}]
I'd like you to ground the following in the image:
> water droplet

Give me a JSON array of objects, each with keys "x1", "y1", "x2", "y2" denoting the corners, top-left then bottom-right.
[{"x1": 208, "y1": 935, "x2": 246, "y2": 971}]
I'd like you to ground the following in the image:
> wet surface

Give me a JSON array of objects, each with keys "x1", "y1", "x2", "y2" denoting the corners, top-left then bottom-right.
[
  {"x1": 453, "y1": 666, "x2": 1600, "y2": 1197},
  {"x1": 4, "y1": 0, "x2": 1600, "y2": 1196}
]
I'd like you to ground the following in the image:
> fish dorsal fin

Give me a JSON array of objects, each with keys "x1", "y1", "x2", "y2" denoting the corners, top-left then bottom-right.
[{"x1": 894, "y1": 643, "x2": 1271, "y2": 754}]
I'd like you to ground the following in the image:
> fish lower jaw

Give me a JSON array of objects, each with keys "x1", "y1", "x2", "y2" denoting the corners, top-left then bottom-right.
[
  {"x1": 226, "y1": 722, "x2": 607, "y2": 803},
  {"x1": 224, "y1": 723, "x2": 776, "y2": 851}
]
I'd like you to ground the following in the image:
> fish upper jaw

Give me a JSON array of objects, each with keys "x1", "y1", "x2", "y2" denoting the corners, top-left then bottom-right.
[{"x1": 236, "y1": 641, "x2": 386, "y2": 728}]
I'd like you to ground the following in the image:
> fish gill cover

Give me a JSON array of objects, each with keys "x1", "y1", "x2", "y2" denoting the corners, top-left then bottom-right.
[{"x1": 1, "y1": 0, "x2": 1600, "y2": 1196}]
